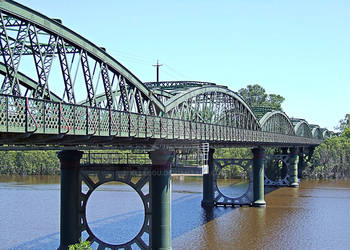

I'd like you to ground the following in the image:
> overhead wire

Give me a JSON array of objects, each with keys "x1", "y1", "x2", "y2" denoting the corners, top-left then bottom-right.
[{"x1": 109, "y1": 49, "x2": 188, "y2": 81}]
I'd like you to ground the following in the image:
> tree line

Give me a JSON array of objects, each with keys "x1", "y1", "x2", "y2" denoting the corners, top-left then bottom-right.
[{"x1": 305, "y1": 114, "x2": 350, "y2": 179}]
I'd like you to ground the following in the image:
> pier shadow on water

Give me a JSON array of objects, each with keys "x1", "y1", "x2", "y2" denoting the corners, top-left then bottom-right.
[{"x1": 6, "y1": 177, "x2": 279, "y2": 249}]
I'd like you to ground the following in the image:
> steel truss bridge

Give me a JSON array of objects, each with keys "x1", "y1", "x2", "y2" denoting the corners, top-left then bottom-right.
[
  {"x1": 0, "y1": 1, "x2": 332, "y2": 250},
  {"x1": 0, "y1": 0, "x2": 330, "y2": 149}
]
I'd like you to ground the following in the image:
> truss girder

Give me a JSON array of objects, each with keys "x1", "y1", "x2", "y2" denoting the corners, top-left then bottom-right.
[
  {"x1": 80, "y1": 50, "x2": 95, "y2": 106},
  {"x1": 100, "y1": 62, "x2": 114, "y2": 109},
  {"x1": 57, "y1": 38, "x2": 75, "y2": 103},
  {"x1": 0, "y1": 10, "x2": 23, "y2": 95},
  {"x1": 134, "y1": 89, "x2": 144, "y2": 113},
  {"x1": 0, "y1": 62, "x2": 61, "y2": 101},
  {"x1": 28, "y1": 26, "x2": 57, "y2": 100},
  {"x1": 259, "y1": 111, "x2": 295, "y2": 135},
  {"x1": 0, "y1": 0, "x2": 164, "y2": 113},
  {"x1": 2, "y1": 18, "x2": 28, "y2": 93},
  {"x1": 117, "y1": 75, "x2": 129, "y2": 111},
  {"x1": 144, "y1": 80, "x2": 216, "y2": 90},
  {"x1": 322, "y1": 129, "x2": 330, "y2": 139},
  {"x1": 164, "y1": 86, "x2": 260, "y2": 130},
  {"x1": 293, "y1": 120, "x2": 313, "y2": 138},
  {"x1": 311, "y1": 126, "x2": 323, "y2": 140},
  {"x1": 0, "y1": 40, "x2": 77, "y2": 55},
  {"x1": 0, "y1": 0, "x2": 330, "y2": 141}
]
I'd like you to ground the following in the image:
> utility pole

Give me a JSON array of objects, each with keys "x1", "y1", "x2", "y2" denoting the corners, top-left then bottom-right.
[{"x1": 152, "y1": 59, "x2": 163, "y2": 82}]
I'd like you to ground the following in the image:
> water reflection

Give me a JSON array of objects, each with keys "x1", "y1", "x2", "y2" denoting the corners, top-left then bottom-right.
[
  {"x1": 86, "y1": 181, "x2": 145, "y2": 245},
  {"x1": 216, "y1": 179, "x2": 250, "y2": 198},
  {"x1": 1, "y1": 176, "x2": 350, "y2": 250},
  {"x1": 0, "y1": 174, "x2": 60, "y2": 184}
]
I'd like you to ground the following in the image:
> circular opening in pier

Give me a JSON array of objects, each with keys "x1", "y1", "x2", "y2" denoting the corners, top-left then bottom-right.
[
  {"x1": 86, "y1": 181, "x2": 145, "y2": 245},
  {"x1": 216, "y1": 164, "x2": 250, "y2": 198},
  {"x1": 265, "y1": 159, "x2": 287, "y2": 182}
]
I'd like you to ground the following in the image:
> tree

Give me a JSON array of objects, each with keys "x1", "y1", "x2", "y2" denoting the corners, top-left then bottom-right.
[
  {"x1": 305, "y1": 114, "x2": 350, "y2": 179},
  {"x1": 335, "y1": 114, "x2": 350, "y2": 132},
  {"x1": 238, "y1": 84, "x2": 285, "y2": 110}
]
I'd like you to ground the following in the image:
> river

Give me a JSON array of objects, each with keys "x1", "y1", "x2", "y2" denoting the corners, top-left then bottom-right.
[{"x1": 1, "y1": 175, "x2": 350, "y2": 249}]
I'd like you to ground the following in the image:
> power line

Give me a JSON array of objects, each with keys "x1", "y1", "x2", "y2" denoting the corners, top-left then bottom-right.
[{"x1": 163, "y1": 63, "x2": 189, "y2": 79}]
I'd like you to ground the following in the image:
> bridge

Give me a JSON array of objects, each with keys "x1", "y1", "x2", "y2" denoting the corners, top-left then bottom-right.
[{"x1": 0, "y1": 1, "x2": 331, "y2": 249}]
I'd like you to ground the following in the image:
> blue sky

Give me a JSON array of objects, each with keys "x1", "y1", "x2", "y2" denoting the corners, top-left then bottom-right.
[{"x1": 22, "y1": 0, "x2": 350, "y2": 130}]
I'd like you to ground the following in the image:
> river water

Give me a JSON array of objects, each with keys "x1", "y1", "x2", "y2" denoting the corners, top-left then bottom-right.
[{"x1": 1, "y1": 175, "x2": 350, "y2": 250}]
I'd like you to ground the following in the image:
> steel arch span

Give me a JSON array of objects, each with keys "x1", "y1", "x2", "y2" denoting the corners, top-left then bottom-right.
[
  {"x1": 0, "y1": 0, "x2": 164, "y2": 115},
  {"x1": 159, "y1": 83, "x2": 261, "y2": 131},
  {"x1": 0, "y1": 2, "x2": 329, "y2": 148},
  {"x1": 291, "y1": 118, "x2": 313, "y2": 138},
  {"x1": 310, "y1": 125, "x2": 323, "y2": 140},
  {"x1": 321, "y1": 128, "x2": 331, "y2": 139},
  {"x1": 259, "y1": 110, "x2": 295, "y2": 135}
]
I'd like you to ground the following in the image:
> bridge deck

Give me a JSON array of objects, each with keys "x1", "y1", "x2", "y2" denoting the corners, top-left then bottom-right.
[{"x1": 0, "y1": 94, "x2": 321, "y2": 149}]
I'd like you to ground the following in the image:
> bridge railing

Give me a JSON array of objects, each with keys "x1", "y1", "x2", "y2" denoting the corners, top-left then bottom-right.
[
  {"x1": 81, "y1": 152, "x2": 151, "y2": 165},
  {"x1": 0, "y1": 94, "x2": 322, "y2": 145}
]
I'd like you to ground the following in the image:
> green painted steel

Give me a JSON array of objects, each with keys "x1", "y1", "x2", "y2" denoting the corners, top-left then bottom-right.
[
  {"x1": 252, "y1": 147, "x2": 266, "y2": 207},
  {"x1": 78, "y1": 168, "x2": 151, "y2": 249},
  {"x1": 0, "y1": 0, "x2": 165, "y2": 112},
  {"x1": 251, "y1": 107, "x2": 276, "y2": 119},
  {"x1": 0, "y1": 93, "x2": 325, "y2": 147},
  {"x1": 0, "y1": 62, "x2": 61, "y2": 102},
  {"x1": 289, "y1": 147, "x2": 299, "y2": 187},
  {"x1": 310, "y1": 125, "x2": 323, "y2": 140},
  {"x1": 145, "y1": 81, "x2": 216, "y2": 91},
  {"x1": 201, "y1": 148, "x2": 215, "y2": 208},
  {"x1": 291, "y1": 118, "x2": 313, "y2": 138},
  {"x1": 0, "y1": 1, "x2": 331, "y2": 147},
  {"x1": 259, "y1": 110, "x2": 295, "y2": 135},
  {"x1": 164, "y1": 86, "x2": 258, "y2": 120},
  {"x1": 149, "y1": 150, "x2": 173, "y2": 250},
  {"x1": 57, "y1": 150, "x2": 83, "y2": 250},
  {"x1": 298, "y1": 148, "x2": 304, "y2": 178}
]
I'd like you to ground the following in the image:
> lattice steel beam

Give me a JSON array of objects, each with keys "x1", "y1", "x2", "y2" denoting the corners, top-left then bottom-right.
[
  {"x1": 29, "y1": 27, "x2": 57, "y2": 100},
  {"x1": 100, "y1": 62, "x2": 114, "y2": 109},
  {"x1": 57, "y1": 38, "x2": 75, "y2": 103},
  {"x1": 0, "y1": 11, "x2": 22, "y2": 95},
  {"x1": 80, "y1": 50, "x2": 95, "y2": 106},
  {"x1": 117, "y1": 75, "x2": 129, "y2": 111},
  {"x1": 134, "y1": 89, "x2": 144, "y2": 114}
]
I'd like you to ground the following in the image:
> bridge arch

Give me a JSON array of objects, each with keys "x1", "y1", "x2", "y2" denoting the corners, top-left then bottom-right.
[
  {"x1": 0, "y1": 0, "x2": 164, "y2": 114},
  {"x1": 321, "y1": 128, "x2": 330, "y2": 139},
  {"x1": 291, "y1": 119, "x2": 313, "y2": 138},
  {"x1": 163, "y1": 84, "x2": 260, "y2": 130},
  {"x1": 259, "y1": 110, "x2": 295, "y2": 135},
  {"x1": 311, "y1": 125, "x2": 323, "y2": 140},
  {"x1": 0, "y1": 62, "x2": 61, "y2": 101}
]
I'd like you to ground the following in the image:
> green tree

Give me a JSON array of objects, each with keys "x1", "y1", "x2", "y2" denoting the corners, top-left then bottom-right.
[
  {"x1": 335, "y1": 114, "x2": 350, "y2": 132},
  {"x1": 238, "y1": 84, "x2": 285, "y2": 110},
  {"x1": 69, "y1": 240, "x2": 92, "y2": 250},
  {"x1": 306, "y1": 114, "x2": 350, "y2": 179}
]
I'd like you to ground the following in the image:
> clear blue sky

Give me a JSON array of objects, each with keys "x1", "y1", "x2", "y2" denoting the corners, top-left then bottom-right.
[{"x1": 22, "y1": 0, "x2": 350, "y2": 130}]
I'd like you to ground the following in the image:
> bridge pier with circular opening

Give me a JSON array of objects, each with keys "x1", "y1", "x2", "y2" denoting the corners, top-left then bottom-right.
[
  {"x1": 57, "y1": 150, "x2": 83, "y2": 250},
  {"x1": 252, "y1": 147, "x2": 266, "y2": 207},
  {"x1": 201, "y1": 148, "x2": 215, "y2": 208},
  {"x1": 149, "y1": 150, "x2": 173, "y2": 250},
  {"x1": 288, "y1": 147, "x2": 299, "y2": 187}
]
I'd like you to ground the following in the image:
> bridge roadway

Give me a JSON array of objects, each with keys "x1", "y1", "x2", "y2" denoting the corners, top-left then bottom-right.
[
  {"x1": 0, "y1": 1, "x2": 331, "y2": 250},
  {"x1": 0, "y1": 93, "x2": 323, "y2": 148}
]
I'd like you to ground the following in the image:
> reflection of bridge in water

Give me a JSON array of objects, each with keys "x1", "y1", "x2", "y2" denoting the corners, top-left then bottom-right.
[{"x1": 0, "y1": 1, "x2": 331, "y2": 249}]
